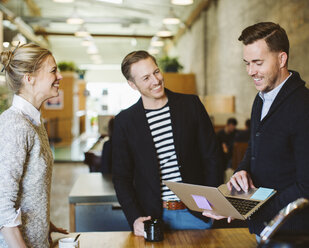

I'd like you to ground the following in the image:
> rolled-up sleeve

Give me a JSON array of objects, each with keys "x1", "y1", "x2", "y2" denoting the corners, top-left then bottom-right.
[{"x1": 2, "y1": 208, "x2": 22, "y2": 229}]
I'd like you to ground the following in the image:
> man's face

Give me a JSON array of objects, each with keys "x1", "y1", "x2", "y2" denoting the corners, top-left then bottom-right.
[
  {"x1": 243, "y1": 39, "x2": 284, "y2": 93},
  {"x1": 226, "y1": 124, "x2": 236, "y2": 134},
  {"x1": 128, "y1": 57, "x2": 165, "y2": 103}
]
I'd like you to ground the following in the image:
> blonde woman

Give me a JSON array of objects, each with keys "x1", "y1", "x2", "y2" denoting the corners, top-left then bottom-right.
[{"x1": 0, "y1": 43, "x2": 67, "y2": 248}]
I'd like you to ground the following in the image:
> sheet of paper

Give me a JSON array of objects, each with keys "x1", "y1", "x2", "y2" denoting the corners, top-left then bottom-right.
[
  {"x1": 250, "y1": 187, "x2": 274, "y2": 201},
  {"x1": 191, "y1": 195, "x2": 212, "y2": 210}
]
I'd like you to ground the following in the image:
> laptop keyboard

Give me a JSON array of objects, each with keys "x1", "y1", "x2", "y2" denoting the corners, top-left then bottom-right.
[{"x1": 226, "y1": 197, "x2": 259, "y2": 215}]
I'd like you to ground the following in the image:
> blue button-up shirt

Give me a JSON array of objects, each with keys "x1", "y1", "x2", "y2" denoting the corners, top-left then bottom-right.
[{"x1": 259, "y1": 72, "x2": 292, "y2": 120}]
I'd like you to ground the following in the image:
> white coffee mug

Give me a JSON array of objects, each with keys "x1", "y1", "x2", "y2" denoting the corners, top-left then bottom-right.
[{"x1": 59, "y1": 238, "x2": 79, "y2": 248}]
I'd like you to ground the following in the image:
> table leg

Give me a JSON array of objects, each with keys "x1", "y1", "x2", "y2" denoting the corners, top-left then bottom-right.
[{"x1": 69, "y1": 203, "x2": 76, "y2": 232}]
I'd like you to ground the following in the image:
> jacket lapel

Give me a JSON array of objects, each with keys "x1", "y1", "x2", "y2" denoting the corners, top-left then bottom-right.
[
  {"x1": 252, "y1": 95, "x2": 263, "y2": 131},
  {"x1": 260, "y1": 71, "x2": 304, "y2": 124}
]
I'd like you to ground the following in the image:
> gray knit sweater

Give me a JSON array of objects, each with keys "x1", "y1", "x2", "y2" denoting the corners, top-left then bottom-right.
[{"x1": 0, "y1": 106, "x2": 53, "y2": 248}]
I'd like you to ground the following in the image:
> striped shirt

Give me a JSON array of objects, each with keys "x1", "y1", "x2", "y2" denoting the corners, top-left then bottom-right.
[{"x1": 145, "y1": 103, "x2": 182, "y2": 201}]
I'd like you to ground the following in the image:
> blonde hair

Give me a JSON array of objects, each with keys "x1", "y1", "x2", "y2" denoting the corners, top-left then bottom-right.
[{"x1": 0, "y1": 43, "x2": 52, "y2": 93}]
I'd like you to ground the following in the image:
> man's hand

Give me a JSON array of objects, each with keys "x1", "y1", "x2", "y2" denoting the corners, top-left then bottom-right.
[
  {"x1": 133, "y1": 216, "x2": 151, "y2": 236},
  {"x1": 222, "y1": 143, "x2": 229, "y2": 153},
  {"x1": 203, "y1": 171, "x2": 256, "y2": 223},
  {"x1": 48, "y1": 222, "x2": 69, "y2": 244},
  {"x1": 227, "y1": 170, "x2": 255, "y2": 192},
  {"x1": 202, "y1": 210, "x2": 233, "y2": 223}
]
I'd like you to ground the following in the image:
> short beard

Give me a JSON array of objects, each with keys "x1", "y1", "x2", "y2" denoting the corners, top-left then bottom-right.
[{"x1": 262, "y1": 75, "x2": 279, "y2": 93}]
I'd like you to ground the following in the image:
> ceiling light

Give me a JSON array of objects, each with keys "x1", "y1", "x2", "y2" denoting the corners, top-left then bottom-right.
[
  {"x1": 87, "y1": 45, "x2": 98, "y2": 54},
  {"x1": 156, "y1": 25, "x2": 172, "y2": 38},
  {"x1": 171, "y1": 0, "x2": 193, "y2": 5},
  {"x1": 150, "y1": 36, "x2": 164, "y2": 47},
  {"x1": 81, "y1": 36, "x2": 94, "y2": 46},
  {"x1": 74, "y1": 25, "x2": 90, "y2": 37},
  {"x1": 163, "y1": 9, "x2": 180, "y2": 25},
  {"x1": 53, "y1": 0, "x2": 74, "y2": 3},
  {"x1": 96, "y1": 0, "x2": 123, "y2": 4},
  {"x1": 3, "y1": 42, "x2": 10, "y2": 48},
  {"x1": 66, "y1": 7, "x2": 84, "y2": 25},
  {"x1": 131, "y1": 38, "x2": 137, "y2": 47},
  {"x1": 81, "y1": 40, "x2": 93, "y2": 46},
  {"x1": 67, "y1": 16, "x2": 84, "y2": 25}
]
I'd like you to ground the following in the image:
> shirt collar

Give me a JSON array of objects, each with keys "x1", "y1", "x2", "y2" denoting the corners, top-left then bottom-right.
[
  {"x1": 12, "y1": 95, "x2": 41, "y2": 126},
  {"x1": 259, "y1": 72, "x2": 292, "y2": 101}
]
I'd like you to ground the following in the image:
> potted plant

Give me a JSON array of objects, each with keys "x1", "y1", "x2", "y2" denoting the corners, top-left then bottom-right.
[
  {"x1": 75, "y1": 68, "x2": 87, "y2": 79},
  {"x1": 158, "y1": 55, "x2": 183, "y2": 72},
  {"x1": 57, "y1": 61, "x2": 77, "y2": 72}
]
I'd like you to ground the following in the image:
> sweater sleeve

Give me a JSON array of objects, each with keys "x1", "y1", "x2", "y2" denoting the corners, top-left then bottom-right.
[{"x1": 0, "y1": 120, "x2": 29, "y2": 229}]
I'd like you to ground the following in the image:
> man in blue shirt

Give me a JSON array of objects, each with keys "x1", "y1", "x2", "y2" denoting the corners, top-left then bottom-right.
[{"x1": 203, "y1": 22, "x2": 309, "y2": 236}]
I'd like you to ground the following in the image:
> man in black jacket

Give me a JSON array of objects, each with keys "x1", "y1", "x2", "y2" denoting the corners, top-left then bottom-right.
[
  {"x1": 112, "y1": 51, "x2": 220, "y2": 236},
  {"x1": 203, "y1": 22, "x2": 309, "y2": 236}
]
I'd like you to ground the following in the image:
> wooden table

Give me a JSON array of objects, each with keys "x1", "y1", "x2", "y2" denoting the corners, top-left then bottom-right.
[
  {"x1": 69, "y1": 173, "x2": 118, "y2": 231},
  {"x1": 52, "y1": 228, "x2": 257, "y2": 248}
]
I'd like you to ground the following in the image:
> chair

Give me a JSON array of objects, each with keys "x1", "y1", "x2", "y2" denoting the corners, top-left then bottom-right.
[{"x1": 231, "y1": 142, "x2": 248, "y2": 170}]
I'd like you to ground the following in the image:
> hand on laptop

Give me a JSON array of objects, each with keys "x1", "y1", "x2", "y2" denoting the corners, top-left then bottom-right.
[
  {"x1": 227, "y1": 170, "x2": 256, "y2": 193},
  {"x1": 202, "y1": 210, "x2": 234, "y2": 223},
  {"x1": 133, "y1": 216, "x2": 151, "y2": 236}
]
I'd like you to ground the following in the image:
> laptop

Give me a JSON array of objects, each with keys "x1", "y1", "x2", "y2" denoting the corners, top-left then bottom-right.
[{"x1": 163, "y1": 181, "x2": 276, "y2": 220}]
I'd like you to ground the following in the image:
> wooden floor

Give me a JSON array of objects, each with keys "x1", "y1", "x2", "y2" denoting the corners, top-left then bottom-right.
[{"x1": 50, "y1": 162, "x2": 89, "y2": 230}]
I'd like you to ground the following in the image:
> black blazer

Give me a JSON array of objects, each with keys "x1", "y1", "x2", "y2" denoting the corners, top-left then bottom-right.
[
  {"x1": 112, "y1": 89, "x2": 221, "y2": 228},
  {"x1": 100, "y1": 140, "x2": 112, "y2": 174},
  {"x1": 236, "y1": 71, "x2": 309, "y2": 235}
]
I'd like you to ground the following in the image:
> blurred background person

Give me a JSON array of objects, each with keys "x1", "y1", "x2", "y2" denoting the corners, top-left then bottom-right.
[
  {"x1": 216, "y1": 117, "x2": 238, "y2": 171},
  {"x1": 234, "y1": 119, "x2": 250, "y2": 142},
  {"x1": 100, "y1": 117, "x2": 114, "y2": 174}
]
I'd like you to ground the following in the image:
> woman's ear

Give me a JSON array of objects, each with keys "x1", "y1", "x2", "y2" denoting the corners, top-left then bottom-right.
[{"x1": 23, "y1": 73, "x2": 35, "y2": 86}]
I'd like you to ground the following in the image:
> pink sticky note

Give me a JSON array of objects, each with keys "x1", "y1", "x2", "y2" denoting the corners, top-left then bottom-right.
[{"x1": 191, "y1": 195, "x2": 213, "y2": 210}]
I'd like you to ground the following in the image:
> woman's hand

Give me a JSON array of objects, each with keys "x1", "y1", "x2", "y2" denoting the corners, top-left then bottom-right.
[{"x1": 0, "y1": 226, "x2": 27, "y2": 248}]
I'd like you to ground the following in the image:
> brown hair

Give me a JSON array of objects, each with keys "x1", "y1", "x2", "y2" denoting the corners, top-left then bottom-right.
[
  {"x1": 121, "y1": 50, "x2": 157, "y2": 81},
  {"x1": 238, "y1": 22, "x2": 289, "y2": 59},
  {"x1": 0, "y1": 43, "x2": 52, "y2": 93}
]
